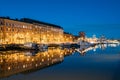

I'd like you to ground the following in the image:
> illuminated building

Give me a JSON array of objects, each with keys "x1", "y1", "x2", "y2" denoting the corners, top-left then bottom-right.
[
  {"x1": 73, "y1": 35, "x2": 79, "y2": 42},
  {"x1": 63, "y1": 32, "x2": 74, "y2": 43},
  {"x1": 79, "y1": 31, "x2": 85, "y2": 39},
  {"x1": 0, "y1": 17, "x2": 64, "y2": 44}
]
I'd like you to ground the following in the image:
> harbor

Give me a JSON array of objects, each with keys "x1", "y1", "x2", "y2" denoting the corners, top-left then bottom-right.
[
  {"x1": 0, "y1": 43, "x2": 120, "y2": 80},
  {"x1": 0, "y1": 17, "x2": 120, "y2": 80},
  {"x1": 0, "y1": 0, "x2": 120, "y2": 79}
]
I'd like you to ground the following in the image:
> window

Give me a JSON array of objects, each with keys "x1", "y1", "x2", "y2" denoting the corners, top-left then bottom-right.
[
  {"x1": 6, "y1": 28, "x2": 8, "y2": 31},
  {"x1": 23, "y1": 25, "x2": 25, "y2": 28},
  {"x1": 12, "y1": 24, "x2": 14, "y2": 27},
  {"x1": 0, "y1": 27, "x2": 2, "y2": 31},
  {"x1": 0, "y1": 20, "x2": 4, "y2": 25},
  {"x1": 6, "y1": 23, "x2": 8, "y2": 26},
  {"x1": 12, "y1": 28, "x2": 14, "y2": 31},
  {"x1": 8, "y1": 23, "x2": 11, "y2": 26}
]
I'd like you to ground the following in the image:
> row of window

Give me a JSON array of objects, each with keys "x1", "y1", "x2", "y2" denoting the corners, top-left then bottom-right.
[
  {"x1": 0, "y1": 21, "x2": 4, "y2": 25},
  {"x1": 5, "y1": 23, "x2": 62, "y2": 32},
  {"x1": 5, "y1": 22, "x2": 33, "y2": 30},
  {"x1": 0, "y1": 20, "x2": 63, "y2": 34},
  {"x1": 0, "y1": 27, "x2": 63, "y2": 35}
]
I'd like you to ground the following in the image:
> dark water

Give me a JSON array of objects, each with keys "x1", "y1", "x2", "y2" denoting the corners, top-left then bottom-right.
[{"x1": 0, "y1": 44, "x2": 120, "y2": 80}]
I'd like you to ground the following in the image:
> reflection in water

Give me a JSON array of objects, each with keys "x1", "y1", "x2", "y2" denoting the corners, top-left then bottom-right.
[
  {"x1": 0, "y1": 44, "x2": 119, "y2": 79},
  {"x1": 24, "y1": 50, "x2": 39, "y2": 56},
  {"x1": 76, "y1": 43, "x2": 120, "y2": 56},
  {"x1": 0, "y1": 48, "x2": 74, "y2": 78},
  {"x1": 75, "y1": 45, "x2": 98, "y2": 56},
  {"x1": 98, "y1": 43, "x2": 120, "y2": 49}
]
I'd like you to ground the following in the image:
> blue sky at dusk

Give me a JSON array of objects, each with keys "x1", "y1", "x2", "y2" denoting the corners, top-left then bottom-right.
[{"x1": 0, "y1": 0, "x2": 120, "y2": 39}]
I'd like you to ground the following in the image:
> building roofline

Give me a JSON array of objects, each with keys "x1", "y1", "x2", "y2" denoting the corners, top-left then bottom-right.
[
  {"x1": 64, "y1": 32, "x2": 73, "y2": 35},
  {"x1": 20, "y1": 18, "x2": 63, "y2": 29},
  {"x1": 0, "y1": 17, "x2": 63, "y2": 29}
]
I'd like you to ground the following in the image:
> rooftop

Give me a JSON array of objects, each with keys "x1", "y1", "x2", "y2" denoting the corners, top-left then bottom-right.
[{"x1": 0, "y1": 16, "x2": 63, "y2": 29}]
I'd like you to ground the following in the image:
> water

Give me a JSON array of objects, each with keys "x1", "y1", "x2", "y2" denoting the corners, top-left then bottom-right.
[{"x1": 0, "y1": 44, "x2": 120, "y2": 80}]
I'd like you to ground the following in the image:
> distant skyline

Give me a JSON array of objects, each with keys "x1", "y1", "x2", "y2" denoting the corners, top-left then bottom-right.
[{"x1": 0, "y1": 0, "x2": 120, "y2": 38}]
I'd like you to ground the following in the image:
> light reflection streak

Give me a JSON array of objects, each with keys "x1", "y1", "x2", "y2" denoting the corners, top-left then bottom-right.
[
  {"x1": 0, "y1": 44, "x2": 119, "y2": 78},
  {"x1": 75, "y1": 43, "x2": 120, "y2": 55},
  {"x1": 0, "y1": 47, "x2": 74, "y2": 78}
]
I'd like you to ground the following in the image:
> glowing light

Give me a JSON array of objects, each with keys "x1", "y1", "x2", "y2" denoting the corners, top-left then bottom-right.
[
  {"x1": 23, "y1": 65, "x2": 25, "y2": 68},
  {"x1": 8, "y1": 67, "x2": 11, "y2": 70},
  {"x1": 36, "y1": 64, "x2": 38, "y2": 67},
  {"x1": 32, "y1": 58, "x2": 34, "y2": 61},
  {"x1": 27, "y1": 58, "x2": 29, "y2": 61},
  {"x1": 42, "y1": 59, "x2": 44, "y2": 62}
]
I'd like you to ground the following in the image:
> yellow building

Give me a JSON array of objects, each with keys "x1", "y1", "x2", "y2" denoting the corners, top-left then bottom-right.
[
  {"x1": 63, "y1": 32, "x2": 74, "y2": 43},
  {"x1": 0, "y1": 17, "x2": 64, "y2": 44}
]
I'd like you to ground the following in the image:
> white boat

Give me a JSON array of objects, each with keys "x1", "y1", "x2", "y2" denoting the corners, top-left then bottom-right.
[
  {"x1": 78, "y1": 41, "x2": 93, "y2": 47},
  {"x1": 38, "y1": 44, "x2": 48, "y2": 51},
  {"x1": 23, "y1": 42, "x2": 38, "y2": 50}
]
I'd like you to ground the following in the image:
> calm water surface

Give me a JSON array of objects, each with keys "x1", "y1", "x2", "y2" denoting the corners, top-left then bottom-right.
[{"x1": 0, "y1": 44, "x2": 120, "y2": 80}]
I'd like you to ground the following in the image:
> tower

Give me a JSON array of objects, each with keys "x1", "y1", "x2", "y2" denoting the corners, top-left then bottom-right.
[{"x1": 79, "y1": 32, "x2": 85, "y2": 39}]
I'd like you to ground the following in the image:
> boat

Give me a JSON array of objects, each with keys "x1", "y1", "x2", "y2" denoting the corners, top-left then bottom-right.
[
  {"x1": 23, "y1": 42, "x2": 38, "y2": 50},
  {"x1": 38, "y1": 44, "x2": 48, "y2": 51}
]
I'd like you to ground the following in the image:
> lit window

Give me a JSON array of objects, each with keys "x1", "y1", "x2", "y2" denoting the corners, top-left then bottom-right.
[{"x1": 23, "y1": 25, "x2": 25, "y2": 28}]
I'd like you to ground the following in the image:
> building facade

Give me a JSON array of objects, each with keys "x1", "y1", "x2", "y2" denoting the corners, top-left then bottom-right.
[
  {"x1": 63, "y1": 32, "x2": 74, "y2": 43},
  {"x1": 79, "y1": 32, "x2": 85, "y2": 39},
  {"x1": 0, "y1": 17, "x2": 64, "y2": 44}
]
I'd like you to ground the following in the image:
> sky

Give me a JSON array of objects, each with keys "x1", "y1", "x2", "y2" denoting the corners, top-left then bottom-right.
[{"x1": 0, "y1": 0, "x2": 120, "y2": 39}]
